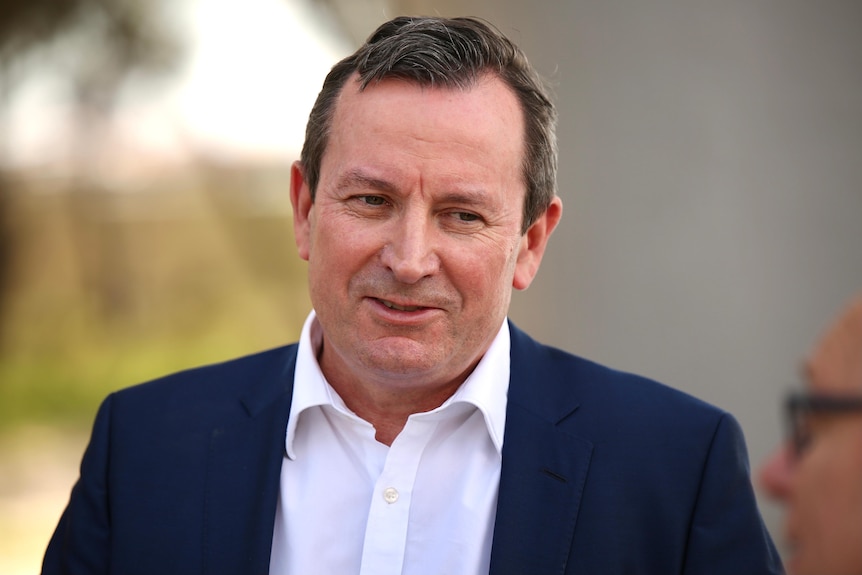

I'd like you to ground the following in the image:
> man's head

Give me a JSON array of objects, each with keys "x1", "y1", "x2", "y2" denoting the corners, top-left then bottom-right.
[
  {"x1": 300, "y1": 16, "x2": 557, "y2": 234},
  {"x1": 290, "y1": 16, "x2": 562, "y2": 407},
  {"x1": 759, "y1": 294, "x2": 862, "y2": 575}
]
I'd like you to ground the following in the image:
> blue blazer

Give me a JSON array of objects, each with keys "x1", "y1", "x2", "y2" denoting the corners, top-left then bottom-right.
[{"x1": 44, "y1": 323, "x2": 782, "y2": 574}]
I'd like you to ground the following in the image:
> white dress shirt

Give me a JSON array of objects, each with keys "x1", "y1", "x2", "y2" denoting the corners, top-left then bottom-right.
[{"x1": 269, "y1": 311, "x2": 510, "y2": 575}]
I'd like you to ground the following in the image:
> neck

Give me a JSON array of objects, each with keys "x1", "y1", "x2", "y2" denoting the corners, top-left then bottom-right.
[
  {"x1": 328, "y1": 375, "x2": 464, "y2": 446},
  {"x1": 313, "y1": 330, "x2": 480, "y2": 445}
]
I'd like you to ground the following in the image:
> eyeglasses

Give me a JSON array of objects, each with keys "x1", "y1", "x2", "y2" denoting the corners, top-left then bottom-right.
[{"x1": 785, "y1": 392, "x2": 862, "y2": 457}]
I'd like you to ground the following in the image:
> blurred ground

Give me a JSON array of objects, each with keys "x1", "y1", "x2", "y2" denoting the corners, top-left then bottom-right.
[{"x1": 0, "y1": 427, "x2": 86, "y2": 575}]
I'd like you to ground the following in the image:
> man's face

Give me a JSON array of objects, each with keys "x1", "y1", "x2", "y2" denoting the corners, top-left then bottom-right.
[
  {"x1": 759, "y1": 296, "x2": 862, "y2": 575},
  {"x1": 291, "y1": 75, "x2": 560, "y2": 397}
]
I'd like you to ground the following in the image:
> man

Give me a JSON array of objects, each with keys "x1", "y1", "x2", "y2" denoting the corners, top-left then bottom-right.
[
  {"x1": 760, "y1": 293, "x2": 862, "y2": 575},
  {"x1": 44, "y1": 16, "x2": 781, "y2": 575}
]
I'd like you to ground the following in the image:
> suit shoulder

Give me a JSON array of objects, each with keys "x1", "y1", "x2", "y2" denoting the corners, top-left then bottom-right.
[
  {"x1": 509, "y1": 322, "x2": 727, "y2": 427},
  {"x1": 106, "y1": 344, "x2": 298, "y2": 415},
  {"x1": 568, "y1": 348, "x2": 721, "y2": 416}
]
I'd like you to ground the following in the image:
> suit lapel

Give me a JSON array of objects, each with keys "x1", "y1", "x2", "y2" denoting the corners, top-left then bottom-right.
[
  {"x1": 197, "y1": 328, "x2": 591, "y2": 573},
  {"x1": 489, "y1": 324, "x2": 594, "y2": 575},
  {"x1": 203, "y1": 346, "x2": 297, "y2": 575}
]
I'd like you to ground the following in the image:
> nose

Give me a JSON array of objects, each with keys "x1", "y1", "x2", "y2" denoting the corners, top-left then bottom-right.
[
  {"x1": 380, "y1": 212, "x2": 440, "y2": 284},
  {"x1": 758, "y1": 442, "x2": 794, "y2": 501}
]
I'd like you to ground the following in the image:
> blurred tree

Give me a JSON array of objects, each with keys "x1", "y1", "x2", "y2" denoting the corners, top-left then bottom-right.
[
  {"x1": 0, "y1": 0, "x2": 181, "y2": 345},
  {"x1": 0, "y1": 0, "x2": 179, "y2": 115},
  {"x1": 0, "y1": 0, "x2": 85, "y2": 61}
]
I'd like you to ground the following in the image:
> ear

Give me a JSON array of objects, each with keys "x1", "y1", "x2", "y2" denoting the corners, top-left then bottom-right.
[
  {"x1": 512, "y1": 196, "x2": 562, "y2": 290},
  {"x1": 290, "y1": 161, "x2": 314, "y2": 261}
]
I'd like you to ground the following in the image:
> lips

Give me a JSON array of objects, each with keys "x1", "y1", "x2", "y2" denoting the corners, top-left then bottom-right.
[{"x1": 376, "y1": 298, "x2": 427, "y2": 312}]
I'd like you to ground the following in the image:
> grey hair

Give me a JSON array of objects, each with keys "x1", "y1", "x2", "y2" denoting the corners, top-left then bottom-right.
[{"x1": 299, "y1": 16, "x2": 557, "y2": 234}]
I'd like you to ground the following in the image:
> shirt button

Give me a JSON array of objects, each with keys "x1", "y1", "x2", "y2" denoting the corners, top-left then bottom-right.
[{"x1": 383, "y1": 487, "x2": 399, "y2": 504}]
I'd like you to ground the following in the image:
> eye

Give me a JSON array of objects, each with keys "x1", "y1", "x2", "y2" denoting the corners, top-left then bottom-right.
[
  {"x1": 455, "y1": 212, "x2": 479, "y2": 222},
  {"x1": 360, "y1": 195, "x2": 387, "y2": 206},
  {"x1": 451, "y1": 211, "x2": 480, "y2": 222},
  {"x1": 793, "y1": 414, "x2": 829, "y2": 458}
]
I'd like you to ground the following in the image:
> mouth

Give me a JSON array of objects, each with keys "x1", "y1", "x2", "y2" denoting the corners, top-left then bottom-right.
[{"x1": 376, "y1": 298, "x2": 428, "y2": 312}]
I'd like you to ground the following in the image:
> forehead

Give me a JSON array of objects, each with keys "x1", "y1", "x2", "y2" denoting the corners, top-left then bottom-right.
[
  {"x1": 336, "y1": 70, "x2": 522, "y2": 116},
  {"x1": 324, "y1": 73, "x2": 525, "y2": 176},
  {"x1": 805, "y1": 295, "x2": 862, "y2": 393}
]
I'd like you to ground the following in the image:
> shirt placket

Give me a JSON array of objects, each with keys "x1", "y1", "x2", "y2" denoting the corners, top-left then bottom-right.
[{"x1": 358, "y1": 417, "x2": 438, "y2": 575}]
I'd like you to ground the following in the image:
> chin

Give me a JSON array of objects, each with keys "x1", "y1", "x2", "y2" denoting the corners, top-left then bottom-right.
[{"x1": 362, "y1": 347, "x2": 446, "y2": 378}]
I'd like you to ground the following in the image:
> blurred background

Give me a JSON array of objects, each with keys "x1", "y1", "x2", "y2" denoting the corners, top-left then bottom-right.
[{"x1": 1, "y1": 0, "x2": 861, "y2": 572}]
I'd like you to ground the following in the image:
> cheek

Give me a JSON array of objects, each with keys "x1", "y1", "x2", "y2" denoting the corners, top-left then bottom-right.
[
  {"x1": 796, "y1": 433, "x2": 862, "y2": 535},
  {"x1": 311, "y1": 217, "x2": 375, "y2": 266},
  {"x1": 832, "y1": 429, "x2": 862, "y2": 522},
  {"x1": 307, "y1": 225, "x2": 357, "y2": 301},
  {"x1": 453, "y1": 243, "x2": 517, "y2": 297}
]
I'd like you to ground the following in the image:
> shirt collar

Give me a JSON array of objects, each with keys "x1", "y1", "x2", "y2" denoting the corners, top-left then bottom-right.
[{"x1": 285, "y1": 310, "x2": 510, "y2": 459}]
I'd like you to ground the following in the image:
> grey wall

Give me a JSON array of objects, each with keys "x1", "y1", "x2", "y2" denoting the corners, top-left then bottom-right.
[{"x1": 327, "y1": 0, "x2": 862, "y2": 552}]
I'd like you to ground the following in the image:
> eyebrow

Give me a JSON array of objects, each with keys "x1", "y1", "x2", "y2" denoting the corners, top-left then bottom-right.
[
  {"x1": 436, "y1": 190, "x2": 493, "y2": 209},
  {"x1": 335, "y1": 170, "x2": 398, "y2": 194},
  {"x1": 335, "y1": 169, "x2": 494, "y2": 208}
]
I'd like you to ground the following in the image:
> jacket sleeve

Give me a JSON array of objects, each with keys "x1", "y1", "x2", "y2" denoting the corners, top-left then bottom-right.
[
  {"x1": 42, "y1": 395, "x2": 114, "y2": 575},
  {"x1": 682, "y1": 413, "x2": 784, "y2": 575}
]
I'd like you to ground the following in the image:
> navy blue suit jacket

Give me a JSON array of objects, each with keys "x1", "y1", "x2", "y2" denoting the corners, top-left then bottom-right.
[{"x1": 44, "y1": 323, "x2": 782, "y2": 574}]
